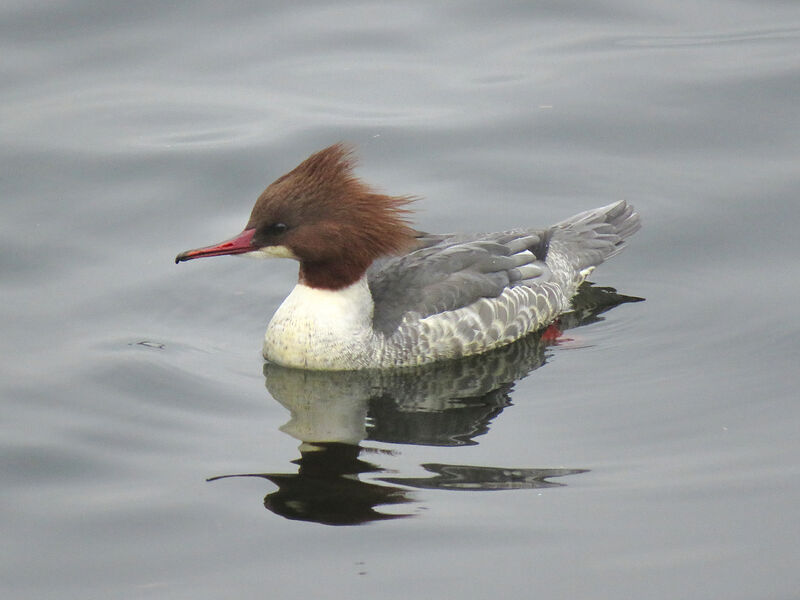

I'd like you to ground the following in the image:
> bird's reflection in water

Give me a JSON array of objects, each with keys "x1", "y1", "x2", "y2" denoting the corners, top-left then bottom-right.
[
  {"x1": 209, "y1": 443, "x2": 412, "y2": 525},
  {"x1": 208, "y1": 283, "x2": 642, "y2": 525},
  {"x1": 380, "y1": 463, "x2": 587, "y2": 491}
]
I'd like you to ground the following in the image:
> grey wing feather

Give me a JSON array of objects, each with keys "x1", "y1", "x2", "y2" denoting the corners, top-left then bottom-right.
[{"x1": 368, "y1": 229, "x2": 553, "y2": 336}]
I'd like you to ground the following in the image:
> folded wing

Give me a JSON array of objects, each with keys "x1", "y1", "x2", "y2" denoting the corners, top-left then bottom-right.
[{"x1": 369, "y1": 229, "x2": 553, "y2": 337}]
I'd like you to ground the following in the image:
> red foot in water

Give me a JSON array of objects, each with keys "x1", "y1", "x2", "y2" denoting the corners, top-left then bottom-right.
[{"x1": 541, "y1": 321, "x2": 563, "y2": 342}]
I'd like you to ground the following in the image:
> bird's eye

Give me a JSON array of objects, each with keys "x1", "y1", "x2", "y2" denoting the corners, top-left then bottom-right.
[{"x1": 266, "y1": 222, "x2": 288, "y2": 235}]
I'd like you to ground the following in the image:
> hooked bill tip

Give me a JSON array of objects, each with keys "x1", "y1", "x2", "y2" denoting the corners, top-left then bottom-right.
[{"x1": 174, "y1": 229, "x2": 258, "y2": 265}]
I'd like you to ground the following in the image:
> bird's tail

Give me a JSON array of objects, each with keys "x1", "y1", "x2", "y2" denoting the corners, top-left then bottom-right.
[{"x1": 550, "y1": 200, "x2": 641, "y2": 275}]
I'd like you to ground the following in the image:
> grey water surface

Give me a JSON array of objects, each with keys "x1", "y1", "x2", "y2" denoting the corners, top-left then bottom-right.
[{"x1": 2, "y1": 1, "x2": 799, "y2": 598}]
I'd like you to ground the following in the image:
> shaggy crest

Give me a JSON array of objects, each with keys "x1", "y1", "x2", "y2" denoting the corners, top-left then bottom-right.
[{"x1": 246, "y1": 144, "x2": 418, "y2": 289}]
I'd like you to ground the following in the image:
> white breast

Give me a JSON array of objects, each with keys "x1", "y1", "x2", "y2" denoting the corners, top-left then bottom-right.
[{"x1": 263, "y1": 277, "x2": 380, "y2": 370}]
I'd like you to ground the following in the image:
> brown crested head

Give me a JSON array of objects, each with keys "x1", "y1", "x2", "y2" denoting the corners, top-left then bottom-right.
[{"x1": 245, "y1": 143, "x2": 418, "y2": 290}]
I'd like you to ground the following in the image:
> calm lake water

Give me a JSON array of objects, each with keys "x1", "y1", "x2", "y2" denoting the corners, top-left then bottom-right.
[{"x1": 2, "y1": 1, "x2": 799, "y2": 598}]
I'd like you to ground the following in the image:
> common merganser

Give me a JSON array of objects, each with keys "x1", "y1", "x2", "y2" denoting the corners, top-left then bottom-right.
[{"x1": 176, "y1": 144, "x2": 640, "y2": 370}]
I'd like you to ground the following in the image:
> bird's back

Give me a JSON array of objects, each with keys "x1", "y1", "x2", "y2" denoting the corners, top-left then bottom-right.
[{"x1": 370, "y1": 200, "x2": 640, "y2": 367}]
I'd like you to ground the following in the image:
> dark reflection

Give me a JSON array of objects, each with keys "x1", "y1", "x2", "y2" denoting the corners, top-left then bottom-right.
[
  {"x1": 209, "y1": 443, "x2": 412, "y2": 525},
  {"x1": 208, "y1": 283, "x2": 642, "y2": 525},
  {"x1": 381, "y1": 463, "x2": 588, "y2": 491}
]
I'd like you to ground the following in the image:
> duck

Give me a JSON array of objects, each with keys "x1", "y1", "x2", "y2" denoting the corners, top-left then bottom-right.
[{"x1": 176, "y1": 144, "x2": 640, "y2": 370}]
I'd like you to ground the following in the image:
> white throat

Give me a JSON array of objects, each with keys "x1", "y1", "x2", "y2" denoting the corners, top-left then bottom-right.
[{"x1": 263, "y1": 276, "x2": 378, "y2": 370}]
